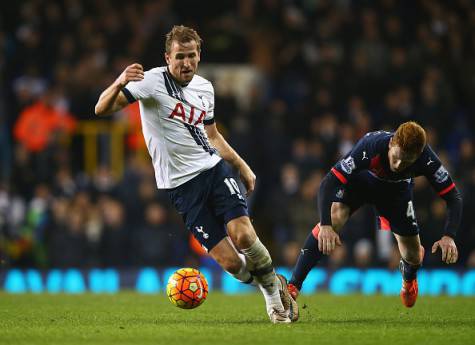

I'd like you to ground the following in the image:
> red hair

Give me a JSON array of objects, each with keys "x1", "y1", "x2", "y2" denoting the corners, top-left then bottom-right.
[{"x1": 393, "y1": 121, "x2": 427, "y2": 155}]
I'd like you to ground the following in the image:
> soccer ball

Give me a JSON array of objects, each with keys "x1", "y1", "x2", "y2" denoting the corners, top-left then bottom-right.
[{"x1": 166, "y1": 268, "x2": 208, "y2": 309}]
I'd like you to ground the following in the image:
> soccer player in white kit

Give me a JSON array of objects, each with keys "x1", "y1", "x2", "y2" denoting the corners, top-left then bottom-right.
[{"x1": 95, "y1": 25, "x2": 297, "y2": 323}]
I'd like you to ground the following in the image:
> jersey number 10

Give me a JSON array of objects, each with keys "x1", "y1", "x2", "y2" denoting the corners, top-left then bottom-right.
[{"x1": 224, "y1": 178, "x2": 244, "y2": 200}]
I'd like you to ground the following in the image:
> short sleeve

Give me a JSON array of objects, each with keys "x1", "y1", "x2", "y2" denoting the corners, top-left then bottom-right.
[
  {"x1": 203, "y1": 84, "x2": 215, "y2": 125},
  {"x1": 332, "y1": 131, "x2": 390, "y2": 183},
  {"x1": 333, "y1": 137, "x2": 371, "y2": 182},
  {"x1": 423, "y1": 146, "x2": 456, "y2": 196},
  {"x1": 122, "y1": 69, "x2": 157, "y2": 102}
]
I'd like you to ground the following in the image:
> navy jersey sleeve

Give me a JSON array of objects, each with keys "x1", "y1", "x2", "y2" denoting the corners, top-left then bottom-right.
[
  {"x1": 422, "y1": 146, "x2": 462, "y2": 238},
  {"x1": 319, "y1": 131, "x2": 390, "y2": 225}
]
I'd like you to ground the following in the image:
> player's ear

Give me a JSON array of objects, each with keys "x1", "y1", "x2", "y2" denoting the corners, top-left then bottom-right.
[{"x1": 165, "y1": 52, "x2": 171, "y2": 65}]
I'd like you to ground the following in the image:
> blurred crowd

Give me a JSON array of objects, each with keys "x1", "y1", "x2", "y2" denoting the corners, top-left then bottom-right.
[{"x1": 0, "y1": 0, "x2": 474, "y2": 270}]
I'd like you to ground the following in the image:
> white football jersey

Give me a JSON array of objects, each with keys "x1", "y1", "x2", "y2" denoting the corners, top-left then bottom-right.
[{"x1": 123, "y1": 66, "x2": 221, "y2": 189}]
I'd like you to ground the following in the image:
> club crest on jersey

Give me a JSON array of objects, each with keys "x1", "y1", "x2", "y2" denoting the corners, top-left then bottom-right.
[
  {"x1": 341, "y1": 156, "x2": 356, "y2": 174},
  {"x1": 195, "y1": 226, "x2": 209, "y2": 239},
  {"x1": 336, "y1": 189, "x2": 344, "y2": 199},
  {"x1": 169, "y1": 102, "x2": 206, "y2": 125},
  {"x1": 434, "y1": 166, "x2": 449, "y2": 183}
]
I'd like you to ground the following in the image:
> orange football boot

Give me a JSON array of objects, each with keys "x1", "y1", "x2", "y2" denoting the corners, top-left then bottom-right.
[
  {"x1": 400, "y1": 279, "x2": 418, "y2": 308},
  {"x1": 400, "y1": 246, "x2": 425, "y2": 308}
]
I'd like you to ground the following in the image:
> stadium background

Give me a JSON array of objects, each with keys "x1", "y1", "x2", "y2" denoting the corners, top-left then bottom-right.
[{"x1": 0, "y1": 0, "x2": 474, "y2": 293}]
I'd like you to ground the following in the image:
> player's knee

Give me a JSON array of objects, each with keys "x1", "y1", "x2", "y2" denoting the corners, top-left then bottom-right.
[
  {"x1": 219, "y1": 255, "x2": 242, "y2": 274},
  {"x1": 227, "y1": 216, "x2": 257, "y2": 248},
  {"x1": 331, "y1": 203, "x2": 349, "y2": 231}
]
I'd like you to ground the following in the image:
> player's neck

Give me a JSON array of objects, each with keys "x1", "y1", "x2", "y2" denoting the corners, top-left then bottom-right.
[{"x1": 166, "y1": 66, "x2": 190, "y2": 87}]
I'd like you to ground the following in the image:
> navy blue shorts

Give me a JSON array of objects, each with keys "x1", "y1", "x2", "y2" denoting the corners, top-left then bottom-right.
[
  {"x1": 336, "y1": 171, "x2": 419, "y2": 236},
  {"x1": 167, "y1": 160, "x2": 249, "y2": 252}
]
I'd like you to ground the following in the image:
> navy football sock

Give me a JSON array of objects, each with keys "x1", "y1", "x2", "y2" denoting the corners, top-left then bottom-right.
[
  {"x1": 289, "y1": 225, "x2": 324, "y2": 290},
  {"x1": 399, "y1": 258, "x2": 421, "y2": 281}
]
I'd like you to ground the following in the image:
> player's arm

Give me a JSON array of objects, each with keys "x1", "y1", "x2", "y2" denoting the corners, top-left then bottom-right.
[
  {"x1": 317, "y1": 136, "x2": 374, "y2": 254},
  {"x1": 205, "y1": 123, "x2": 256, "y2": 195},
  {"x1": 95, "y1": 63, "x2": 144, "y2": 116},
  {"x1": 319, "y1": 136, "x2": 372, "y2": 226},
  {"x1": 317, "y1": 172, "x2": 344, "y2": 254},
  {"x1": 424, "y1": 149, "x2": 463, "y2": 264}
]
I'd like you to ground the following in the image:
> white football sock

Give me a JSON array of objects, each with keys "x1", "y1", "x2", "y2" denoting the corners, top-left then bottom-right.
[
  {"x1": 227, "y1": 253, "x2": 258, "y2": 286},
  {"x1": 241, "y1": 238, "x2": 284, "y2": 311}
]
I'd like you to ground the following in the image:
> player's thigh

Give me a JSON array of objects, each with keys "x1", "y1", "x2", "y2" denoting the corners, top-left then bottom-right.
[
  {"x1": 375, "y1": 184, "x2": 419, "y2": 237},
  {"x1": 211, "y1": 160, "x2": 249, "y2": 217},
  {"x1": 333, "y1": 171, "x2": 374, "y2": 223},
  {"x1": 187, "y1": 205, "x2": 228, "y2": 253},
  {"x1": 208, "y1": 237, "x2": 242, "y2": 274}
]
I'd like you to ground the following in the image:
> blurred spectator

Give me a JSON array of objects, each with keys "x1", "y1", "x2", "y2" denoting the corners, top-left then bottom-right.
[
  {"x1": 131, "y1": 201, "x2": 187, "y2": 266},
  {"x1": 99, "y1": 197, "x2": 128, "y2": 267},
  {"x1": 47, "y1": 201, "x2": 88, "y2": 268},
  {"x1": 14, "y1": 89, "x2": 76, "y2": 153}
]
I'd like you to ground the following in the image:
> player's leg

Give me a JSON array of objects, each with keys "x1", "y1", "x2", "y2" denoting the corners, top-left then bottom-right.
[
  {"x1": 376, "y1": 182, "x2": 423, "y2": 307},
  {"x1": 211, "y1": 160, "x2": 291, "y2": 323},
  {"x1": 166, "y1": 166, "x2": 257, "y2": 287},
  {"x1": 208, "y1": 236, "x2": 256, "y2": 285},
  {"x1": 394, "y1": 233, "x2": 424, "y2": 308},
  {"x1": 288, "y1": 171, "x2": 375, "y2": 300},
  {"x1": 288, "y1": 201, "x2": 350, "y2": 298},
  {"x1": 226, "y1": 215, "x2": 293, "y2": 323}
]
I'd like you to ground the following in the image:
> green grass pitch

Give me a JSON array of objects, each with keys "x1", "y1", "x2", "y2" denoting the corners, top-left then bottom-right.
[{"x1": 1, "y1": 292, "x2": 474, "y2": 345}]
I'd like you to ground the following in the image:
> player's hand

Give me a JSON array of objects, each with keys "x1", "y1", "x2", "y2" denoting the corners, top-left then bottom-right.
[
  {"x1": 318, "y1": 225, "x2": 342, "y2": 255},
  {"x1": 239, "y1": 165, "x2": 256, "y2": 196},
  {"x1": 431, "y1": 235, "x2": 458, "y2": 264},
  {"x1": 116, "y1": 63, "x2": 144, "y2": 87}
]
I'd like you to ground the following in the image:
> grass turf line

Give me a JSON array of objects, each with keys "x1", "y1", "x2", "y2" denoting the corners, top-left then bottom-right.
[{"x1": 0, "y1": 292, "x2": 474, "y2": 345}]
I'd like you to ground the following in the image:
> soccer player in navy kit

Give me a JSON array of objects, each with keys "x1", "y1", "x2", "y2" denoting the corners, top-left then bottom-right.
[
  {"x1": 288, "y1": 122, "x2": 462, "y2": 309},
  {"x1": 95, "y1": 25, "x2": 297, "y2": 323}
]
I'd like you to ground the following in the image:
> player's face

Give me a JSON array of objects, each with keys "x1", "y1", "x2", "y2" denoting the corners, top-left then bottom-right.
[
  {"x1": 388, "y1": 141, "x2": 419, "y2": 172},
  {"x1": 165, "y1": 40, "x2": 200, "y2": 85}
]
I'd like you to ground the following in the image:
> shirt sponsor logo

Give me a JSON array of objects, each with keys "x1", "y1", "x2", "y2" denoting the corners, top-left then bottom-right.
[
  {"x1": 341, "y1": 156, "x2": 356, "y2": 174},
  {"x1": 434, "y1": 166, "x2": 449, "y2": 183}
]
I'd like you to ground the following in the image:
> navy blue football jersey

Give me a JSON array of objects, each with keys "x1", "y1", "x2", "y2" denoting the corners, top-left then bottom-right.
[{"x1": 331, "y1": 131, "x2": 455, "y2": 197}]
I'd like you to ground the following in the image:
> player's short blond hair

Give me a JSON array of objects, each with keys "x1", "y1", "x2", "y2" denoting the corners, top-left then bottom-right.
[
  {"x1": 393, "y1": 121, "x2": 427, "y2": 155},
  {"x1": 165, "y1": 25, "x2": 202, "y2": 53}
]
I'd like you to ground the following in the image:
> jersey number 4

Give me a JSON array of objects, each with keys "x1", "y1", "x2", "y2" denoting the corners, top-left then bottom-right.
[
  {"x1": 406, "y1": 201, "x2": 416, "y2": 220},
  {"x1": 224, "y1": 178, "x2": 244, "y2": 200}
]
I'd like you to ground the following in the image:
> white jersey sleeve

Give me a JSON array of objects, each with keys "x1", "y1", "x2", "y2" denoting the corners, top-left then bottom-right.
[
  {"x1": 122, "y1": 69, "x2": 158, "y2": 101},
  {"x1": 203, "y1": 84, "x2": 215, "y2": 123}
]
